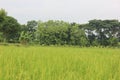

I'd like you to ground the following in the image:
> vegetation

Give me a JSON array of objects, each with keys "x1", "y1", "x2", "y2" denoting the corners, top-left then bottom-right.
[
  {"x1": 0, "y1": 9, "x2": 120, "y2": 47},
  {"x1": 0, "y1": 8, "x2": 120, "y2": 80},
  {"x1": 0, "y1": 46, "x2": 120, "y2": 80}
]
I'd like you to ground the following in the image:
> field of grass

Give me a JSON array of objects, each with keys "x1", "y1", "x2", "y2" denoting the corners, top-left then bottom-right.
[{"x1": 0, "y1": 45, "x2": 120, "y2": 80}]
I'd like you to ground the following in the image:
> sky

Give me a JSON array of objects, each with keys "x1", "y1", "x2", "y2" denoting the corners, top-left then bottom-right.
[{"x1": 0, "y1": 0, "x2": 120, "y2": 24}]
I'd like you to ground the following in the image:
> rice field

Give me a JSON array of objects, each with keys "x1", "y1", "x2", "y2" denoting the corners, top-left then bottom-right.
[{"x1": 0, "y1": 45, "x2": 120, "y2": 80}]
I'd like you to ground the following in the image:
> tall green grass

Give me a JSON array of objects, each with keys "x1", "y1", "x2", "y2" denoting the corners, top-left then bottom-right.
[{"x1": 0, "y1": 46, "x2": 120, "y2": 80}]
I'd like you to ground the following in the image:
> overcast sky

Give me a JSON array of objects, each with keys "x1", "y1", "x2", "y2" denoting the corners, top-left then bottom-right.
[{"x1": 0, "y1": 0, "x2": 120, "y2": 24}]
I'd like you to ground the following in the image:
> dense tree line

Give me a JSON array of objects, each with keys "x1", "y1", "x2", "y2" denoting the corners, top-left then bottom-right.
[
  {"x1": 0, "y1": 9, "x2": 21, "y2": 42},
  {"x1": 0, "y1": 9, "x2": 120, "y2": 46}
]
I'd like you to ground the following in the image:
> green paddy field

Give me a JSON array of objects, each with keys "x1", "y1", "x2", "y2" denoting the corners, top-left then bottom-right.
[{"x1": 0, "y1": 46, "x2": 120, "y2": 80}]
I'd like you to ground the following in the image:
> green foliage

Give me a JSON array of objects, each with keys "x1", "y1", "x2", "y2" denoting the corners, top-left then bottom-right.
[
  {"x1": 87, "y1": 19, "x2": 120, "y2": 46},
  {"x1": 69, "y1": 24, "x2": 88, "y2": 46},
  {"x1": 0, "y1": 8, "x2": 7, "y2": 23},
  {"x1": 92, "y1": 39, "x2": 100, "y2": 46},
  {"x1": 108, "y1": 37, "x2": 119, "y2": 46},
  {"x1": 27, "y1": 20, "x2": 37, "y2": 33},
  {"x1": 26, "y1": 20, "x2": 38, "y2": 41},
  {"x1": 36, "y1": 21, "x2": 89, "y2": 46},
  {"x1": 0, "y1": 9, "x2": 21, "y2": 42},
  {"x1": 19, "y1": 31, "x2": 32, "y2": 44},
  {"x1": 0, "y1": 9, "x2": 120, "y2": 47},
  {"x1": 37, "y1": 20, "x2": 69, "y2": 45},
  {"x1": 2, "y1": 16, "x2": 20, "y2": 42},
  {"x1": 0, "y1": 32, "x2": 3, "y2": 42}
]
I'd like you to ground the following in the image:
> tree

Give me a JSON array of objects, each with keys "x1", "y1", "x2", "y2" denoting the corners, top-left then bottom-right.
[
  {"x1": 19, "y1": 31, "x2": 32, "y2": 44},
  {"x1": 26, "y1": 20, "x2": 38, "y2": 42},
  {"x1": 108, "y1": 37, "x2": 119, "y2": 46},
  {"x1": 88, "y1": 19, "x2": 120, "y2": 46},
  {"x1": 0, "y1": 9, "x2": 7, "y2": 23},
  {"x1": 37, "y1": 20, "x2": 69, "y2": 45},
  {"x1": 66, "y1": 23, "x2": 88, "y2": 46},
  {"x1": 0, "y1": 16, "x2": 21, "y2": 42},
  {"x1": 27, "y1": 20, "x2": 37, "y2": 33},
  {"x1": 0, "y1": 9, "x2": 7, "y2": 42},
  {"x1": 20, "y1": 24, "x2": 28, "y2": 32},
  {"x1": 89, "y1": 20, "x2": 105, "y2": 45},
  {"x1": 0, "y1": 32, "x2": 3, "y2": 42},
  {"x1": 1, "y1": 9, "x2": 120, "y2": 47}
]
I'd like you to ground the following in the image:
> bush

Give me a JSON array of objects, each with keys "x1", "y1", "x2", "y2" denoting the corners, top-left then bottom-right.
[{"x1": 19, "y1": 31, "x2": 32, "y2": 45}]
